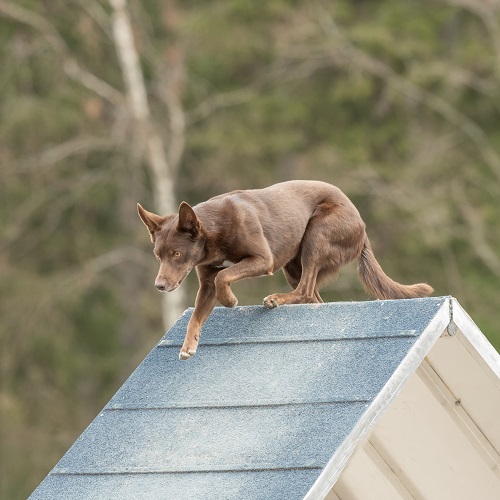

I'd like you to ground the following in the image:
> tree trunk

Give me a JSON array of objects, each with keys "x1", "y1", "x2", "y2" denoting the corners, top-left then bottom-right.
[{"x1": 109, "y1": 0, "x2": 185, "y2": 330}]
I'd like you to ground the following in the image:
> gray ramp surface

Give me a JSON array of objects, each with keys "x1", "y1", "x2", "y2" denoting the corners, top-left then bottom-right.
[{"x1": 31, "y1": 297, "x2": 447, "y2": 500}]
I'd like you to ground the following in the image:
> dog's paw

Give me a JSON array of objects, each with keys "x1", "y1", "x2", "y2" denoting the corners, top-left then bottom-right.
[
  {"x1": 179, "y1": 349, "x2": 196, "y2": 360},
  {"x1": 263, "y1": 295, "x2": 279, "y2": 309},
  {"x1": 217, "y1": 288, "x2": 238, "y2": 308},
  {"x1": 226, "y1": 296, "x2": 238, "y2": 308}
]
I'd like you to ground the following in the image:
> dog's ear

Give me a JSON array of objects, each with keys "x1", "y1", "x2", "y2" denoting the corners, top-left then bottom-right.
[
  {"x1": 177, "y1": 202, "x2": 203, "y2": 239},
  {"x1": 137, "y1": 203, "x2": 164, "y2": 243}
]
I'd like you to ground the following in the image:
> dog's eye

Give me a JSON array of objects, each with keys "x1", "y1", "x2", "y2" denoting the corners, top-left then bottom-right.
[{"x1": 173, "y1": 251, "x2": 182, "y2": 258}]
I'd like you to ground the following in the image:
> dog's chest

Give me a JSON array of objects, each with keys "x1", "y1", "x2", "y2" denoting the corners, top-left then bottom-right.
[{"x1": 214, "y1": 259, "x2": 236, "y2": 269}]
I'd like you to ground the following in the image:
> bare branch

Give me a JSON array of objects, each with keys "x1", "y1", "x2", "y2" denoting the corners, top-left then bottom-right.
[
  {"x1": 81, "y1": 247, "x2": 152, "y2": 275},
  {"x1": 10, "y1": 135, "x2": 124, "y2": 174},
  {"x1": 187, "y1": 55, "x2": 334, "y2": 125},
  {"x1": 0, "y1": 0, "x2": 123, "y2": 105},
  {"x1": 452, "y1": 182, "x2": 500, "y2": 277},
  {"x1": 0, "y1": 170, "x2": 112, "y2": 252},
  {"x1": 442, "y1": 0, "x2": 500, "y2": 77},
  {"x1": 79, "y1": 0, "x2": 115, "y2": 41},
  {"x1": 8, "y1": 247, "x2": 153, "y2": 319},
  {"x1": 162, "y1": 83, "x2": 186, "y2": 171},
  {"x1": 187, "y1": 87, "x2": 259, "y2": 125},
  {"x1": 316, "y1": 8, "x2": 500, "y2": 184},
  {"x1": 155, "y1": 3, "x2": 187, "y2": 173}
]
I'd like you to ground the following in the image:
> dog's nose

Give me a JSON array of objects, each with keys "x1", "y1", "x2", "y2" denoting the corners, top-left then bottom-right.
[{"x1": 155, "y1": 279, "x2": 166, "y2": 291}]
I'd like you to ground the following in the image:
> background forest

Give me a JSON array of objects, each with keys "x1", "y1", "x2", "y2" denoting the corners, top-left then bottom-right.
[{"x1": 1, "y1": 1, "x2": 500, "y2": 498}]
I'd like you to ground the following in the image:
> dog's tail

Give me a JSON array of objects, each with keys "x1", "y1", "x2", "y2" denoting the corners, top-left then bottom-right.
[{"x1": 357, "y1": 236, "x2": 433, "y2": 300}]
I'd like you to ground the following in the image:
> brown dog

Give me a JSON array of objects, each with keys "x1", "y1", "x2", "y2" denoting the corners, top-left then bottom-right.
[{"x1": 138, "y1": 180, "x2": 433, "y2": 360}]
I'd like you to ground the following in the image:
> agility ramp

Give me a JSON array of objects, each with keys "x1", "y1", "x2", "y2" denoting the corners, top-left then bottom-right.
[{"x1": 31, "y1": 297, "x2": 500, "y2": 499}]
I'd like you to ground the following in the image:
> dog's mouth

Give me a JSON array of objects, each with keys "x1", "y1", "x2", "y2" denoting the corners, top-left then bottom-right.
[
  {"x1": 166, "y1": 281, "x2": 182, "y2": 292},
  {"x1": 162, "y1": 270, "x2": 191, "y2": 292}
]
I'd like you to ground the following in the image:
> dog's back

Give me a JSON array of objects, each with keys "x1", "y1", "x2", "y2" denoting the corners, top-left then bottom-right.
[{"x1": 195, "y1": 180, "x2": 364, "y2": 268}]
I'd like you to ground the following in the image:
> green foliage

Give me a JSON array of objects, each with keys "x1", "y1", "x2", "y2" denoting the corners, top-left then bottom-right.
[{"x1": 1, "y1": 1, "x2": 500, "y2": 498}]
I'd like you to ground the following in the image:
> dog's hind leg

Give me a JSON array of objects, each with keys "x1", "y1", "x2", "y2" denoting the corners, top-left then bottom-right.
[
  {"x1": 264, "y1": 251, "x2": 333, "y2": 308},
  {"x1": 264, "y1": 261, "x2": 320, "y2": 308},
  {"x1": 264, "y1": 233, "x2": 324, "y2": 308},
  {"x1": 282, "y1": 258, "x2": 301, "y2": 290},
  {"x1": 264, "y1": 202, "x2": 361, "y2": 309},
  {"x1": 282, "y1": 259, "x2": 324, "y2": 304}
]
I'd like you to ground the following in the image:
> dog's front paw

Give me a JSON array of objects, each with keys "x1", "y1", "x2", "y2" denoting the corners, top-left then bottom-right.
[
  {"x1": 217, "y1": 287, "x2": 238, "y2": 308},
  {"x1": 179, "y1": 348, "x2": 196, "y2": 360},
  {"x1": 179, "y1": 337, "x2": 198, "y2": 360},
  {"x1": 223, "y1": 296, "x2": 238, "y2": 308}
]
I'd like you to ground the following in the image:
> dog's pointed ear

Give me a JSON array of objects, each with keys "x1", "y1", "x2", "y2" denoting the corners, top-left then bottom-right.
[
  {"x1": 177, "y1": 202, "x2": 203, "y2": 239},
  {"x1": 137, "y1": 203, "x2": 164, "y2": 242}
]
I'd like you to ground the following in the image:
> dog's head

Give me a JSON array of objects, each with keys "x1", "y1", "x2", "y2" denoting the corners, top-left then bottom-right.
[{"x1": 137, "y1": 202, "x2": 206, "y2": 292}]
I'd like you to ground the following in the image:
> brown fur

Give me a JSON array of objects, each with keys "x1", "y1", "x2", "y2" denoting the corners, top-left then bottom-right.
[{"x1": 138, "y1": 180, "x2": 433, "y2": 360}]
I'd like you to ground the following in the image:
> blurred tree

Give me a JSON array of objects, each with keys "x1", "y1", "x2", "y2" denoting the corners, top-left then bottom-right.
[
  {"x1": 0, "y1": 1, "x2": 499, "y2": 498},
  {"x1": 108, "y1": 0, "x2": 185, "y2": 328}
]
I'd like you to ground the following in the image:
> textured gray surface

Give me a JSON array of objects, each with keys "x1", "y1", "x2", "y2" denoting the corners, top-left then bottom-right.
[
  {"x1": 30, "y1": 297, "x2": 447, "y2": 500},
  {"x1": 31, "y1": 471, "x2": 323, "y2": 500}
]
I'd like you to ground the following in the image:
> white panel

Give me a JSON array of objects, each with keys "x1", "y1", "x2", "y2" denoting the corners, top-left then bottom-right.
[
  {"x1": 324, "y1": 489, "x2": 341, "y2": 500},
  {"x1": 331, "y1": 442, "x2": 412, "y2": 500},
  {"x1": 426, "y1": 331, "x2": 500, "y2": 452},
  {"x1": 452, "y1": 298, "x2": 500, "y2": 380},
  {"x1": 418, "y1": 360, "x2": 500, "y2": 476},
  {"x1": 369, "y1": 372, "x2": 500, "y2": 500}
]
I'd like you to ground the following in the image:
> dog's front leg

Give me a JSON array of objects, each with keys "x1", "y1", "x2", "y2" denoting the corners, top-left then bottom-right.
[
  {"x1": 214, "y1": 255, "x2": 273, "y2": 307},
  {"x1": 180, "y1": 266, "x2": 219, "y2": 360}
]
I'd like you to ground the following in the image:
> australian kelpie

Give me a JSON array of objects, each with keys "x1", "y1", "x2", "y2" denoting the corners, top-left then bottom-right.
[{"x1": 138, "y1": 180, "x2": 433, "y2": 360}]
